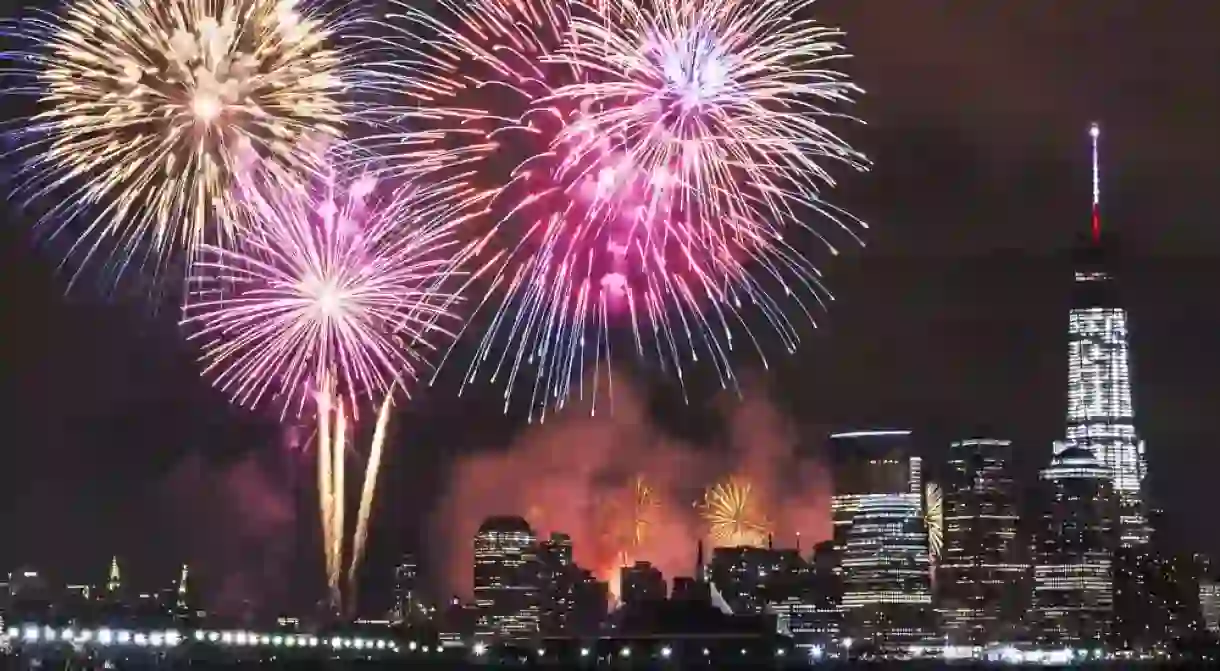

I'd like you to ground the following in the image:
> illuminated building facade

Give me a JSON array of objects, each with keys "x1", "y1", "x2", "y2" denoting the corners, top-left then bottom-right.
[
  {"x1": 1200, "y1": 582, "x2": 1220, "y2": 634},
  {"x1": 1032, "y1": 447, "x2": 1115, "y2": 646},
  {"x1": 938, "y1": 438, "x2": 1024, "y2": 645},
  {"x1": 830, "y1": 430, "x2": 932, "y2": 652},
  {"x1": 473, "y1": 516, "x2": 540, "y2": 640},
  {"x1": 1055, "y1": 123, "x2": 1150, "y2": 547}
]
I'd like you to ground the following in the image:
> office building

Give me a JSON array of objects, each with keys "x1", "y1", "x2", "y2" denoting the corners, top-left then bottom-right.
[
  {"x1": 1032, "y1": 447, "x2": 1115, "y2": 646},
  {"x1": 1055, "y1": 123, "x2": 1150, "y2": 547},
  {"x1": 830, "y1": 430, "x2": 932, "y2": 652},
  {"x1": 473, "y1": 516, "x2": 540, "y2": 640},
  {"x1": 1200, "y1": 582, "x2": 1220, "y2": 634},
  {"x1": 938, "y1": 437, "x2": 1024, "y2": 645}
]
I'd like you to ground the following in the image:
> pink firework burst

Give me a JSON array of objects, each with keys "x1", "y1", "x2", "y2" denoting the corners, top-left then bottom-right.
[
  {"x1": 182, "y1": 148, "x2": 465, "y2": 417},
  {"x1": 362, "y1": 0, "x2": 865, "y2": 420}
]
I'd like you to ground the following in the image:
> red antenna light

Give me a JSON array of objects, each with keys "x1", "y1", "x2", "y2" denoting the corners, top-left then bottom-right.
[{"x1": 1090, "y1": 122, "x2": 1101, "y2": 242}]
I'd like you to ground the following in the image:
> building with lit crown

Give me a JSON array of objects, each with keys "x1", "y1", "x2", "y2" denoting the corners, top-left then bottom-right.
[
  {"x1": 938, "y1": 437, "x2": 1024, "y2": 645},
  {"x1": 1032, "y1": 447, "x2": 1115, "y2": 646},
  {"x1": 1054, "y1": 122, "x2": 1150, "y2": 547},
  {"x1": 473, "y1": 516, "x2": 540, "y2": 640},
  {"x1": 830, "y1": 430, "x2": 932, "y2": 652}
]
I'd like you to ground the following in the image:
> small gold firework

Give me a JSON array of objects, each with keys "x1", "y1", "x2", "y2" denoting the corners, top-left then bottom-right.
[
  {"x1": 925, "y1": 482, "x2": 944, "y2": 560},
  {"x1": 699, "y1": 476, "x2": 770, "y2": 547},
  {"x1": 629, "y1": 475, "x2": 657, "y2": 549}
]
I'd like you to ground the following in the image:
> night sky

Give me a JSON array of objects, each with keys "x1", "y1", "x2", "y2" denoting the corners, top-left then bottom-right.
[{"x1": 2, "y1": 1, "x2": 1220, "y2": 616}]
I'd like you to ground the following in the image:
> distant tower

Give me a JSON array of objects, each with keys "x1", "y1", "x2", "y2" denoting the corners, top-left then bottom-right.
[
  {"x1": 392, "y1": 554, "x2": 419, "y2": 622},
  {"x1": 106, "y1": 557, "x2": 122, "y2": 594},
  {"x1": 176, "y1": 564, "x2": 190, "y2": 610},
  {"x1": 1055, "y1": 122, "x2": 1151, "y2": 547}
]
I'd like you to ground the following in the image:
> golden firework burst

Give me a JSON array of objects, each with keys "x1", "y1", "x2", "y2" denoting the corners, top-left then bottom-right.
[{"x1": 699, "y1": 476, "x2": 770, "y2": 547}]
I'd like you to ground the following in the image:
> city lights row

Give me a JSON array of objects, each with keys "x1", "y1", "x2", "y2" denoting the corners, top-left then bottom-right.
[
  {"x1": 472, "y1": 641, "x2": 812, "y2": 661},
  {"x1": 3, "y1": 626, "x2": 399, "y2": 653}
]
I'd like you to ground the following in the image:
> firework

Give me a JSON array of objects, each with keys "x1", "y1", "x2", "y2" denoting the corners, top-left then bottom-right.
[
  {"x1": 925, "y1": 481, "x2": 943, "y2": 560},
  {"x1": 183, "y1": 150, "x2": 464, "y2": 613},
  {"x1": 1, "y1": 0, "x2": 351, "y2": 282},
  {"x1": 599, "y1": 474, "x2": 659, "y2": 566},
  {"x1": 699, "y1": 476, "x2": 770, "y2": 547},
  {"x1": 364, "y1": 0, "x2": 867, "y2": 420},
  {"x1": 313, "y1": 384, "x2": 395, "y2": 614},
  {"x1": 182, "y1": 151, "x2": 463, "y2": 417},
  {"x1": 555, "y1": 0, "x2": 869, "y2": 241},
  {"x1": 629, "y1": 475, "x2": 658, "y2": 550}
]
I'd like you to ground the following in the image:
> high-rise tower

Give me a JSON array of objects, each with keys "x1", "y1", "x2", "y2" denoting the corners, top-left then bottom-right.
[
  {"x1": 1056, "y1": 122, "x2": 1150, "y2": 547},
  {"x1": 106, "y1": 556, "x2": 122, "y2": 594},
  {"x1": 830, "y1": 430, "x2": 932, "y2": 652},
  {"x1": 1032, "y1": 448, "x2": 1117, "y2": 646},
  {"x1": 939, "y1": 438, "x2": 1024, "y2": 645},
  {"x1": 473, "y1": 516, "x2": 540, "y2": 640}
]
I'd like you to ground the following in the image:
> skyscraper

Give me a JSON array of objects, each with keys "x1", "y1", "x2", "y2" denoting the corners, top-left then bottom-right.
[
  {"x1": 473, "y1": 516, "x2": 541, "y2": 640},
  {"x1": 938, "y1": 438, "x2": 1024, "y2": 645},
  {"x1": 830, "y1": 430, "x2": 932, "y2": 652},
  {"x1": 1032, "y1": 447, "x2": 1116, "y2": 646},
  {"x1": 1200, "y1": 582, "x2": 1220, "y2": 634},
  {"x1": 1056, "y1": 123, "x2": 1150, "y2": 547}
]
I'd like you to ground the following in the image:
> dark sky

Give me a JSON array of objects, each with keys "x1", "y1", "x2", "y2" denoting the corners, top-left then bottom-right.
[{"x1": 3, "y1": 1, "x2": 1220, "y2": 615}]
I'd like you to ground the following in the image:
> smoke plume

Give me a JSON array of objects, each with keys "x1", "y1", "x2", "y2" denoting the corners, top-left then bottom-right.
[
  {"x1": 432, "y1": 369, "x2": 830, "y2": 598},
  {"x1": 161, "y1": 449, "x2": 297, "y2": 620}
]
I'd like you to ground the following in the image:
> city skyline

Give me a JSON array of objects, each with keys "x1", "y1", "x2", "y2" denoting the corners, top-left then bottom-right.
[{"x1": 3, "y1": 0, "x2": 1220, "y2": 620}]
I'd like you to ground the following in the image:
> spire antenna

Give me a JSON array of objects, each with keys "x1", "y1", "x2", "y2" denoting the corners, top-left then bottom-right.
[{"x1": 1090, "y1": 122, "x2": 1101, "y2": 242}]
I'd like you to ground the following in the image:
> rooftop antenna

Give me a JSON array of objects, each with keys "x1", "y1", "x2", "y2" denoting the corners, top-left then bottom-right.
[{"x1": 1090, "y1": 122, "x2": 1101, "y2": 243}]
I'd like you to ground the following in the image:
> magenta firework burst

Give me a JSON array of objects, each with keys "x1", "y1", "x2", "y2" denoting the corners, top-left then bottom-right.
[
  {"x1": 555, "y1": 0, "x2": 869, "y2": 239},
  {"x1": 364, "y1": 0, "x2": 866, "y2": 420},
  {"x1": 182, "y1": 150, "x2": 465, "y2": 417}
]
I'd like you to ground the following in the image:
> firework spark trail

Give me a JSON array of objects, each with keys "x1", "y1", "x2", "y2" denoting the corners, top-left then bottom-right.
[
  {"x1": 700, "y1": 476, "x2": 770, "y2": 547},
  {"x1": 629, "y1": 474, "x2": 657, "y2": 550},
  {"x1": 0, "y1": 0, "x2": 355, "y2": 285},
  {"x1": 362, "y1": 0, "x2": 867, "y2": 420},
  {"x1": 316, "y1": 384, "x2": 336, "y2": 607},
  {"x1": 183, "y1": 149, "x2": 464, "y2": 613},
  {"x1": 347, "y1": 391, "x2": 394, "y2": 602},
  {"x1": 330, "y1": 398, "x2": 346, "y2": 606}
]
